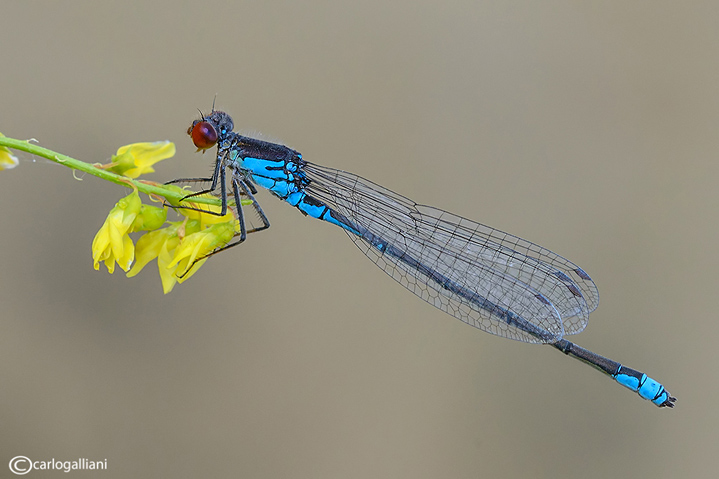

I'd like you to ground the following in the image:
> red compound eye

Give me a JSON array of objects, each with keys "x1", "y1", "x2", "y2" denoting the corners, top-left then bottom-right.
[{"x1": 189, "y1": 121, "x2": 218, "y2": 150}]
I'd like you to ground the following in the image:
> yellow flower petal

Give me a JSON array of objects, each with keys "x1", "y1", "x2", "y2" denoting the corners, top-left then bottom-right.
[
  {"x1": 91, "y1": 191, "x2": 142, "y2": 273},
  {"x1": 0, "y1": 133, "x2": 19, "y2": 171},
  {"x1": 110, "y1": 141, "x2": 176, "y2": 178},
  {"x1": 126, "y1": 227, "x2": 176, "y2": 278},
  {"x1": 158, "y1": 239, "x2": 183, "y2": 293},
  {"x1": 179, "y1": 198, "x2": 238, "y2": 229},
  {"x1": 170, "y1": 222, "x2": 235, "y2": 281}
]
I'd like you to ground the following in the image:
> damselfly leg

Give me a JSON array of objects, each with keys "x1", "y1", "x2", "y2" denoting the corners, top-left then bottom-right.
[{"x1": 165, "y1": 158, "x2": 270, "y2": 273}]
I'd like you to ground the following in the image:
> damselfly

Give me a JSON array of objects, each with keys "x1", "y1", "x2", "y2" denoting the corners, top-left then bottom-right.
[{"x1": 171, "y1": 109, "x2": 675, "y2": 408}]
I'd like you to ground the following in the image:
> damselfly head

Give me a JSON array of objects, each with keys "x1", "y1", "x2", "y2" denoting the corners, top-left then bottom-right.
[{"x1": 187, "y1": 110, "x2": 234, "y2": 151}]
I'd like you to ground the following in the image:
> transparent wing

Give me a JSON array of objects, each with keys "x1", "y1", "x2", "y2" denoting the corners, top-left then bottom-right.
[{"x1": 302, "y1": 162, "x2": 599, "y2": 343}]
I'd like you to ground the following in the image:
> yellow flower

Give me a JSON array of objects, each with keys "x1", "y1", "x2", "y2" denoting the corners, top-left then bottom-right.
[
  {"x1": 0, "y1": 132, "x2": 19, "y2": 171},
  {"x1": 128, "y1": 219, "x2": 234, "y2": 293},
  {"x1": 178, "y1": 195, "x2": 239, "y2": 228},
  {"x1": 109, "y1": 141, "x2": 175, "y2": 178},
  {"x1": 169, "y1": 222, "x2": 236, "y2": 284},
  {"x1": 127, "y1": 222, "x2": 188, "y2": 293},
  {"x1": 92, "y1": 191, "x2": 142, "y2": 273},
  {"x1": 94, "y1": 175, "x2": 239, "y2": 292},
  {"x1": 163, "y1": 184, "x2": 240, "y2": 229}
]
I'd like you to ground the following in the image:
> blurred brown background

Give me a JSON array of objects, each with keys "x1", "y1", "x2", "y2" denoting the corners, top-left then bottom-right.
[{"x1": 1, "y1": 1, "x2": 717, "y2": 478}]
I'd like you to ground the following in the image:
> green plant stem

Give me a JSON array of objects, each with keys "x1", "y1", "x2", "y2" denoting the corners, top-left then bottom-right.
[{"x1": 0, "y1": 136, "x2": 241, "y2": 208}]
